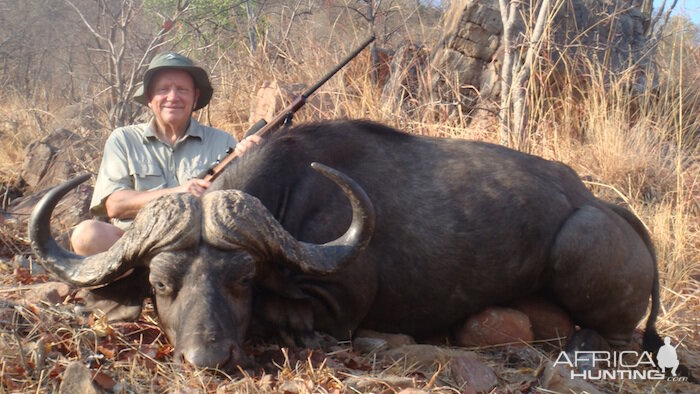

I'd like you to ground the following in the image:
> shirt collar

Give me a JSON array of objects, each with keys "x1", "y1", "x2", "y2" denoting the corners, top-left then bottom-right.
[
  {"x1": 185, "y1": 118, "x2": 204, "y2": 139},
  {"x1": 142, "y1": 118, "x2": 204, "y2": 143}
]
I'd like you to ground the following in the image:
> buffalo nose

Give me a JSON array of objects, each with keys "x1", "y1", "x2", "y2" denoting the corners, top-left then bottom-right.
[{"x1": 181, "y1": 344, "x2": 232, "y2": 369}]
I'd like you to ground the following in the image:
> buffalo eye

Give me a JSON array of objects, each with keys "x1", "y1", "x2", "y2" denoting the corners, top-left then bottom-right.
[
  {"x1": 150, "y1": 278, "x2": 173, "y2": 296},
  {"x1": 228, "y1": 275, "x2": 253, "y2": 298},
  {"x1": 240, "y1": 275, "x2": 254, "y2": 286}
]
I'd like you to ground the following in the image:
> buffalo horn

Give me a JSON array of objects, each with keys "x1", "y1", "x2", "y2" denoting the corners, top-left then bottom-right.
[
  {"x1": 203, "y1": 162, "x2": 375, "y2": 274},
  {"x1": 28, "y1": 174, "x2": 139, "y2": 286}
]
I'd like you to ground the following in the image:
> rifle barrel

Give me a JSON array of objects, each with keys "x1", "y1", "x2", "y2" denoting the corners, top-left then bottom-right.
[
  {"x1": 302, "y1": 35, "x2": 375, "y2": 98},
  {"x1": 202, "y1": 35, "x2": 375, "y2": 182}
]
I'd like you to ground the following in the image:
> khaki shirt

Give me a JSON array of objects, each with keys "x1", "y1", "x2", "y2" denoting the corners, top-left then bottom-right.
[{"x1": 90, "y1": 118, "x2": 237, "y2": 229}]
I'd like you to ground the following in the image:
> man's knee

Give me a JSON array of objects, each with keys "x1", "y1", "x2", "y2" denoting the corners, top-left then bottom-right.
[{"x1": 71, "y1": 219, "x2": 123, "y2": 256}]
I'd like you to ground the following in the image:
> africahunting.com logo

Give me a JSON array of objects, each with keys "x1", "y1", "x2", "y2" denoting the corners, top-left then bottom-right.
[{"x1": 554, "y1": 336, "x2": 688, "y2": 382}]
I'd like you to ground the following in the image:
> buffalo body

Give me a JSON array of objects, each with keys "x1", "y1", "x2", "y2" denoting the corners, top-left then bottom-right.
[{"x1": 30, "y1": 120, "x2": 659, "y2": 369}]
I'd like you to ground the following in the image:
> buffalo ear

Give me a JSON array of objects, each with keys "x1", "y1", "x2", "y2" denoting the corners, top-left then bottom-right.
[
  {"x1": 77, "y1": 268, "x2": 150, "y2": 322},
  {"x1": 256, "y1": 264, "x2": 306, "y2": 299},
  {"x1": 253, "y1": 264, "x2": 314, "y2": 333}
]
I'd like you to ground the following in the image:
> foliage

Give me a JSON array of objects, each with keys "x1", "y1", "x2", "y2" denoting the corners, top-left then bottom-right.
[{"x1": 143, "y1": 0, "x2": 250, "y2": 51}]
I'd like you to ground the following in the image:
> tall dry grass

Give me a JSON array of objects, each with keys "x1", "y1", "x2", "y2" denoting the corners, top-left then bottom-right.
[{"x1": 513, "y1": 21, "x2": 700, "y2": 364}]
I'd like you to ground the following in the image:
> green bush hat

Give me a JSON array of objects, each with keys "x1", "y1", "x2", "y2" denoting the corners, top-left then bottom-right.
[{"x1": 133, "y1": 52, "x2": 213, "y2": 111}]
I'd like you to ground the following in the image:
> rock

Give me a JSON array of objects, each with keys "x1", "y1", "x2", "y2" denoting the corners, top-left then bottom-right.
[
  {"x1": 58, "y1": 361, "x2": 100, "y2": 394},
  {"x1": 6, "y1": 182, "x2": 92, "y2": 249},
  {"x1": 382, "y1": 344, "x2": 477, "y2": 366},
  {"x1": 249, "y1": 81, "x2": 282, "y2": 126},
  {"x1": 540, "y1": 360, "x2": 603, "y2": 394},
  {"x1": 20, "y1": 141, "x2": 53, "y2": 189},
  {"x1": 397, "y1": 389, "x2": 429, "y2": 394},
  {"x1": 352, "y1": 336, "x2": 387, "y2": 354},
  {"x1": 455, "y1": 307, "x2": 534, "y2": 347},
  {"x1": 355, "y1": 329, "x2": 416, "y2": 349},
  {"x1": 12, "y1": 255, "x2": 46, "y2": 275},
  {"x1": 23, "y1": 281, "x2": 72, "y2": 305},
  {"x1": 248, "y1": 80, "x2": 336, "y2": 130},
  {"x1": 431, "y1": 0, "x2": 655, "y2": 116},
  {"x1": 18, "y1": 128, "x2": 100, "y2": 193},
  {"x1": 448, "y1": 355, "x2": 498, "y2": 393},
  {"x1": 92, "y1": 371, "x2": 117, "y2": 392},
  {"x1": 512, "y1": 297, "x2": 575, "y2": 340},
  {"x1": 277, "y1": 380, "x2": 313, "y2": 393},
  {"x1": 345, "y1": 375, "x2": 416, "y2": 391},
  {"x1": 5, "y1": 128, "x2": 98, "y2": 241},
  {"x1": 430, "y1": 0, "x2": 502, "y2": 116}
]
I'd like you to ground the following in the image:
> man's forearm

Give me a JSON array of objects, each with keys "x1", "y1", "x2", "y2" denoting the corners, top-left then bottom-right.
[
  {"x1": 103, "y1": 178, "x2": 211, "y2": 220},
  {"x1": 104, "y1": 187, "x2": 179, "y2": 220}
]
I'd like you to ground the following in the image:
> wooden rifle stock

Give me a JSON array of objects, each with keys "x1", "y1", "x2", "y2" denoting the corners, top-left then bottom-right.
[{"x1": 198, "y1": 35, "x2": 375, "y2": 183}]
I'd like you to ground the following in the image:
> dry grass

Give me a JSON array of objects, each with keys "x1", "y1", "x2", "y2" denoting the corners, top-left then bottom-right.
[
  {"x1": 1, "y1": 7, "x2": 699, "y2": 394},
  {"x1": 0, "y1": 91, "x2": 53, "y2": 181},
  {"x1": 520, "y1": 35, "x2": 700, "y2": 379}
]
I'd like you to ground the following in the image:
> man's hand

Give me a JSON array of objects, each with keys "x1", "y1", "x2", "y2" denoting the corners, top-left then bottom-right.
[
  {"x1": 179, "y1": 178, "x2": 210, "y2": 198},
  {"x1": 233, "y1": 134, "x2": 262, "y2": 156}
]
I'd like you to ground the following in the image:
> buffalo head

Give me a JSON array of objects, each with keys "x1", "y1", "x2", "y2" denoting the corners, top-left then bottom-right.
[{"x1": 28, "y1": 163, "x2": 375, "y2": 369}]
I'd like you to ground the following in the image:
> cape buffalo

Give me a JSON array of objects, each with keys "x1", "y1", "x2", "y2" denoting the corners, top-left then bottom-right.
[{"x1": 29, "y1": 120, "x2": 661, "y2": 370}]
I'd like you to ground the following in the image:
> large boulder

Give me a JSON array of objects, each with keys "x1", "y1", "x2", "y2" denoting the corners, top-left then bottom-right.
[
  {"x1": 248, "y1": 80, "x2": 337, "y2": 129},
  {"x1": 430, "y1": 1, "x2": 503, "y2": 116},
  {"x1": 430, "y1": 0, "x2": 653, "y2": 117},
  {"x1": 3, "y1": 128, "x2": 101, "y2": 247},
  {"x1": 17, "y1": 128, "x2": 100, "y2": 193},
  {"x1": 58, "y1": 361, "x2": 100, "y2": 394}
]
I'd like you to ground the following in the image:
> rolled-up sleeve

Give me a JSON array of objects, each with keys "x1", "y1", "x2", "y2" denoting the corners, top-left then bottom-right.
[{"x1": 89, "y1": 132, "x2": 132, "y2": 218}]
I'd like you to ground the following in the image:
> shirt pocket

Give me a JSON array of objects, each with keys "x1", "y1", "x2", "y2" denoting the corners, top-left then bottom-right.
[{"x1": 129, "y1": 163, "x2": 166, "y2": 191}]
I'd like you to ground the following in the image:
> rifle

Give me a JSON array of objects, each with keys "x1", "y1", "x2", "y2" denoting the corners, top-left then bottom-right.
[{"x1": 197, "y1": 35, "x2": 376, "y2": 182}]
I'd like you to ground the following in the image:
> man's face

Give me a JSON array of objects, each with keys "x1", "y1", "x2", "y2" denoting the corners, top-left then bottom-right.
[{"x1": 148, "y1": 69, "x2": 200, "y2": 132}]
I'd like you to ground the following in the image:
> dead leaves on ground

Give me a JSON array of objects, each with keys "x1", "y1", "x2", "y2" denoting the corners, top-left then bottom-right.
[
  {"x1": 0, "y1": 297, "x2": 174, "y2": 392},
  {"x1": 1, "y1": 296, "x2": 469, "y2": 393}
]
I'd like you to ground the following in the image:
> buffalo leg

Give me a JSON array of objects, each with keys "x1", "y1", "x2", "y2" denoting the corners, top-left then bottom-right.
[{"x1": 547, "y1": 205, "x2": 655, "y2": 346}]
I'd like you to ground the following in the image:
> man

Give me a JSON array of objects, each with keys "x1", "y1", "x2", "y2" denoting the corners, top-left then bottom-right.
[{"x1": 71, "y1": 52, "x2": 259, "y2": 255}]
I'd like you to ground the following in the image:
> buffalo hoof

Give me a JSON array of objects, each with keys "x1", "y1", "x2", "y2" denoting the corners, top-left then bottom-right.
[
  {"x1": 565, "y1": 328, "x2": 611, "y2": 353},
  {"x1": 564, "y1": 328, "x2": 611, "y2": 373}
]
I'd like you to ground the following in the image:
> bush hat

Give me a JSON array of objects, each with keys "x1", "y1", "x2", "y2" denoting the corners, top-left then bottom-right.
[{"x1": 133, "y1": 52, "x2": 213, "y2": 110}]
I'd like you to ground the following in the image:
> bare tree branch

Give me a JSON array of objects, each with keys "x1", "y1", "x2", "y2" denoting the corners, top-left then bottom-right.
[
  {"x1": 65, "y1": 0, "x2": 193, "y2": 128},
  {"x1": 499, "y1": 0, "x2": 555, "y2": 150}
]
